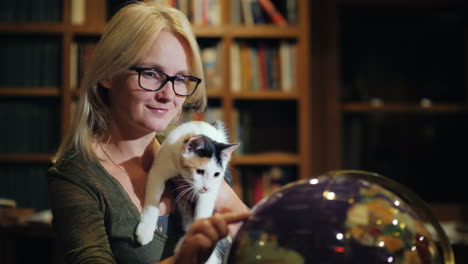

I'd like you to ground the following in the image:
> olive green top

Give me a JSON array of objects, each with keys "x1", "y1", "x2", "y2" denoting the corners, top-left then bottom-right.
[{"x1": 48, "y1": 131, "x2": 234, "y2": 264}]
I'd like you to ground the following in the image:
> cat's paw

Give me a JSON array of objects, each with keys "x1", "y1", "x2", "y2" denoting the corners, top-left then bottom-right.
[
  {"x1": 204, "y1": 250, "x2": 222, "y2": 264},
  {"x1": 135, "y1": 221, "x2": 156, "y2": 245}
]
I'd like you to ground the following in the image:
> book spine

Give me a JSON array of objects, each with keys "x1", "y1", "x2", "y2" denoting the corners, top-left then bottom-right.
[
  {"x1": 257, "y1": 0, "x2": 287, "y2": 25},
  {"x1": 241, "y1": 0, "x2": 254, "y2": 25},
  {"x1": 71, "y1": 0, "x2": 86, "y2": 25},
  {"x1": 230, "y1": 42, "x2": 241, "y2": 92}
]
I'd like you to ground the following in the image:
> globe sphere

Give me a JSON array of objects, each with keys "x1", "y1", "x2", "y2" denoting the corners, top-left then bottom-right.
[{"x1": 226, "y1": 170, "x2": 454, "y2": 264}]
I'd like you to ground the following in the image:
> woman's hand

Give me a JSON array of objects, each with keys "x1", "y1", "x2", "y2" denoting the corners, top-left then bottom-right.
[{"x1": 173, "y1": 212, "x2": 250, "y2": 264}]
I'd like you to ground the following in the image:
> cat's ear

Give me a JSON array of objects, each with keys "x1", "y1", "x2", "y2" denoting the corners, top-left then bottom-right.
[
  {"x1": 184, "y1": 136, "x2": 205, "y2": 155},
  {"x1": 220, "y1": 143, "x2": 239, "y2": 160}
]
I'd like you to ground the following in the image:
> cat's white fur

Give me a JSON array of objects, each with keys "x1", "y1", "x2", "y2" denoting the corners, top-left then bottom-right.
[{"x1": 136, "y1": 121, "x2": 237, "y2": 263}]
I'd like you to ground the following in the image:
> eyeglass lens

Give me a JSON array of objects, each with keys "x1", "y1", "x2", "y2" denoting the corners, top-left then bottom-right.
[{"x1": 139, "y1": 69, "x2": 197, "y2": 95}]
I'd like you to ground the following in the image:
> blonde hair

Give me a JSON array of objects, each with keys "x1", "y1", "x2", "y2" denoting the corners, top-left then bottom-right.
[{"x1": 54, "y1": 1, "x2": 206, "y2": 162}]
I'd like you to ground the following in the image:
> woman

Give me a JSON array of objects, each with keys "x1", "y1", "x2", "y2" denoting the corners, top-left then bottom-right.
[{"x1": 48, "y1": 2, "x2": 249, "y2": 263}]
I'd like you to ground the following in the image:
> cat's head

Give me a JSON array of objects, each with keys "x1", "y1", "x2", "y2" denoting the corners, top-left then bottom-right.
[{"x1": 180, "y1": 135, "x2": 238, "y2": 194}]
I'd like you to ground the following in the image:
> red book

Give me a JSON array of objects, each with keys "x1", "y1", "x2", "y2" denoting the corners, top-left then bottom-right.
[
  {"x1": 257, "y1": 44, "x2": 268, "y2": 90},
  {"x1": 257, "y1": 0, "x2": 287, "y2": 25},
  {"x1": 253, "y1": 176, "x2": 264, "y2": 205}
]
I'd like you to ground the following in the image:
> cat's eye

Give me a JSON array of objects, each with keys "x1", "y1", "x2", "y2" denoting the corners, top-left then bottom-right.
[
  {"x1": 214, "y1": 172, "x2": 220, "y2": 177},
  {"x1": 196, "y1": 169, "x2": 204, "y2": 175}
]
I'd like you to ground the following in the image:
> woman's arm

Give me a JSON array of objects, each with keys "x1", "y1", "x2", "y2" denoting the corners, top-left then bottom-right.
[{"x1": 48, "y1": 167, "x2": 116, "y2": 263}]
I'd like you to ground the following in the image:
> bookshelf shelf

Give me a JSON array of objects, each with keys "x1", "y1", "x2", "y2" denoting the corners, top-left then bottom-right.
[
  {"x1": 71, "y1": 25, "x2": 107, "y2": 35},
  {"x1": 232, "y1": 152, "x2": 300, "y2": 166},
  {"x1": 0, "y1": 154, "x2": 53, "y2": 163},
  {"x1": 193, "y1": 25, "x2": 299, "y2": 38},
  {"x1": 232, "y1": 91, "x2": 298, "y2": 100},
  {"x1": 0, "y1": 23, "x2": 65, "y2": 34},
  {"x1": 0, "y1": 88, "x2": 60, "y2": 97},
  {"x1": 342, "y1": 103, "x2": 468, "y2": 113}
]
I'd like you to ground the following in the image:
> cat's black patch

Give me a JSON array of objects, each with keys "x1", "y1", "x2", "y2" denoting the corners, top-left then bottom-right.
[{"x1": 191, "y1": 136, "x2": 229, "y2": 167}]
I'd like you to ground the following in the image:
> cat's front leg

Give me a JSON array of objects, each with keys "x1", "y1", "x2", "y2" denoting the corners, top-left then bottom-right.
[
  {"x1": 194, "y1": 190, "x2": 218, "y2": 220},
  {"x1": 135, "y1": 180, "x2": 165, "y2": 245}
]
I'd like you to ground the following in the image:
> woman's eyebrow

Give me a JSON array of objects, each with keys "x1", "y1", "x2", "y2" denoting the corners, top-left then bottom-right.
[{"x1": 139, "y1": 63, "x2": 190, "y2": 75}]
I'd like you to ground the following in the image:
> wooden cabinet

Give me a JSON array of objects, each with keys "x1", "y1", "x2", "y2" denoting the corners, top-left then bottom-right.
[{"x1": 332, "y1": 0, "x2": 468, "y2": 205}]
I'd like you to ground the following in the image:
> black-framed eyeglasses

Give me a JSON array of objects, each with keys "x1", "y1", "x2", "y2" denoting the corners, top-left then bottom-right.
[{"x1": 129, "y1": 66, "x2": 201, "y2": 97}]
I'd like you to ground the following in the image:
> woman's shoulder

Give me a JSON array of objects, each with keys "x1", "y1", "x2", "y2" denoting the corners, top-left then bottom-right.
[
  {"x1": 51, "y1": 148, "x2": 88, "y2": 172},
  {"x1": 48, "y1": 148, "x2": 101, "y2": 184}
]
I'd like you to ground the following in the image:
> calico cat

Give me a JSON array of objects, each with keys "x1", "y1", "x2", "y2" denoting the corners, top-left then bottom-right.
[{"x1": 135, "y1": 121, "x2": 238, "y2": 262}]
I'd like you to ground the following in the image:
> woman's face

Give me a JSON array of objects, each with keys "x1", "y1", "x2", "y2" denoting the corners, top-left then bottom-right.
[{"x1": 103, "y1": 31, "x2": 190, "y2": 136}]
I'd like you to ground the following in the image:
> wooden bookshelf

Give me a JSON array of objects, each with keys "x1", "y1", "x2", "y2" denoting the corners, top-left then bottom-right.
[
  {"x1": 324, "y1": 0, "x2": 468, "y2": 224},
  {"x1": 0, "y1": 0, "x2": 315, "y2": 208}
]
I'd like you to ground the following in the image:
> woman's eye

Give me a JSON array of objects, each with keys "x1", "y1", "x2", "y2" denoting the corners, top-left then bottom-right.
[
  {"x1": 196, "y1": 169, "x2": 204, "y2": 175},
  {"x1": 174, "y1": 75, "x2": 187, "y2": 84},
  {"x1": 142, "y1": 70, "x2": 164, "y2": 80}
]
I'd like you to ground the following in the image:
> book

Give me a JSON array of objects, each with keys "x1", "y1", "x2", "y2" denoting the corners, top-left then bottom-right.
[
  {"x1": 71, "y1": 0, "x2": 86, "y2": 25},
  {"x1": 241, "y1": 0, "x2": 254, "y2": 25},
  {"x1": 249, "y1": 46, "x2": 259, "y2": 91},
  {"x1": 77, "y1": 40, "x2": 98, "y2": 89},
  {"x1": 201, "y1": 45, "x2": 222, "y2": 91},
  {"x1": 230, "y1": 42, "x2": 242, "y2": 92},
  {"x1": 257, "y1": 43, "x2": 268, "y2": 90},
  {"x1": 207, "y1": 0, "x2": 221, "y2": 25},
  {"x1": 231, "y1": 0, "x2": 242, "y2": 24},
  {"x1": 204, "y1": 106, "x2": 224, "y2": 124},
  {"x1": 279, "y1": 40, "x2": 295, "y2": 92},
  {"x1": 286, "y1": 0, "x2": 298, "y2": 24},
  {"x1": 257, "y1": 0, "x2": 287, "y2": 25},
  {"x1": 240, "y1": 42, "x2": 252, "y2": 91},
  {"x1": 70, "y1": 42, "x2": 78, "y2": 90},
  {"x1": 251, "y1": 0, "x2": 266, "y2": 24}
]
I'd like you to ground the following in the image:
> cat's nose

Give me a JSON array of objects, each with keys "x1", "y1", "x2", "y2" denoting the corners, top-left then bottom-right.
[{"x1": 202, "y1": 186, "x2": 209, "y2": 192}]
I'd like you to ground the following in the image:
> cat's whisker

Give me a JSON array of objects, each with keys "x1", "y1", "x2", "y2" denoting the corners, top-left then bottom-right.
[
  {"x1": 184, "y1": 188, "x2": 197, "y2": 208},
  {"x1": 174, "y1": 183, "x2": 191, "y2": 191},
  {"x1": 175, "y1": 186, "x2": 194, "y2": 204},
  {"x1": 189, "y1": 188, "x2": 198, "y2": 203}
]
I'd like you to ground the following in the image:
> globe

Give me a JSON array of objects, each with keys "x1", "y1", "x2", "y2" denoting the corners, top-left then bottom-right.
[{"x1": 226, "y1": 170, "x2": 454, "y2": 264}]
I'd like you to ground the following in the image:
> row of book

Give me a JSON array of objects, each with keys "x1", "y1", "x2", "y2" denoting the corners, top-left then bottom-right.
[
  {"x1": 70, "y1": 39, "x2": 97, "y2": 90},
  {"x1": 231, "y1": 40, "x2": 296, "y2": 92},
  {"x1": 200, "y1": 42, "x2": 223, "y2": 91},
  {"x1": 341, "y1": 13, "x2": 465, "y2": 104},
  {"x1": 0, "y1": 164, "x2": 51, "y2": 210},
  {"x1": 70, "y1": 40, "x2": 224, "y2": 91},
  {"x1": 341, "y1": 112, "x2": 468, "y2": 203},
  {"x1": 182, "y1": 101, "x2": 298, "y2": 156},
  {"x1": 0, "y1": 0, "x2": 61, "y2": 22},
  {"x1": 0, "y1": 99, "x2": 60, "y2": 153},
  {"x1": 0, "y1": 37, "x2": 61, "y2": 89},
  {"x1": 70, "y1": 39, "x2": 296, "y2": 93},
  {"x1": 231, "y1": 0, "x2": 297, "y2": 25},
  {"x1": 151, "y1": 0, "x2": 297, "y2": 25},
  {"x1": 152, "y1": 0, "x2": 221, "y2": 25}
]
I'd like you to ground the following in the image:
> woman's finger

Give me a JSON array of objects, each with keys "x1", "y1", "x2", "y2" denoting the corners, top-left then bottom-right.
[{"x1": 221, "y1": 212, "x2": 250, "y2": 224}]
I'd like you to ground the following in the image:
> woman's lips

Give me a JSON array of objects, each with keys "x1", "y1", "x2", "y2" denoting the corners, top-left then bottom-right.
[{"x1": 147, "y1": 105, "x2": 168, "y2": 114}]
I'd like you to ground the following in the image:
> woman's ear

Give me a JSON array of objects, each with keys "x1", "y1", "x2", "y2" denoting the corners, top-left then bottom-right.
[{"x1": 100, "y1": 79, "x2": 111, "y2": 89}]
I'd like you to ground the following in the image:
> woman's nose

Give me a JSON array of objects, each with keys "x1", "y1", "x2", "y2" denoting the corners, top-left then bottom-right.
[{"x1": 155, "y1": 81, "x2": 176, "y2": 100}]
